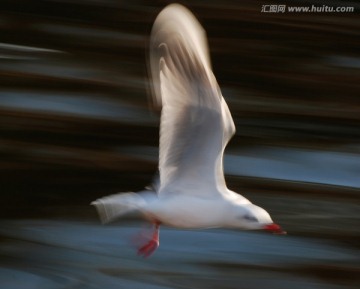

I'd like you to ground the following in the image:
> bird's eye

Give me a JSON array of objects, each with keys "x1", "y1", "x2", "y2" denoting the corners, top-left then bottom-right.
[{"x1": 244, "y1": 215, "x2": 258, "y2": 222}]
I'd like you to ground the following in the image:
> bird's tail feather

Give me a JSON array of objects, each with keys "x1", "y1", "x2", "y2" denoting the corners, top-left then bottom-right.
[{"x1": 91, "y1": 192, "x2": 150, "y2": 224}]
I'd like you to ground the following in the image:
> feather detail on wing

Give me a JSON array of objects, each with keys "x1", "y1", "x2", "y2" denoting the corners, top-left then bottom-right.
[{"x1": 149, "y1": 4, "x2": 235, "y2": 197}]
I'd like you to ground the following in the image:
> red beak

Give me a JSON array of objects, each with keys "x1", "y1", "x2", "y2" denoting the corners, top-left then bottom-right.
[{"x1": 263, "y1": 223, "x2": 286, "y2": 235}]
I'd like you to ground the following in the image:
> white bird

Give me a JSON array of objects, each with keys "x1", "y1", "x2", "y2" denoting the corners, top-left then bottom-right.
[{"x1": 91, "y1": 3, "x2": 285, "y2": 257}]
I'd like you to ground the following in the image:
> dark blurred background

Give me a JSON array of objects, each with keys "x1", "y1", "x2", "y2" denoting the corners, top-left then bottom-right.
[{"x1": 0, "y1": 0, "x2": 359, "y2": 287}]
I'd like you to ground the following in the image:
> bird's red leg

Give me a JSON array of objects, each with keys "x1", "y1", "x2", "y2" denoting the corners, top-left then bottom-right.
[{"x1": 137, "y1": 221, "x2": 160, "y2": 258}]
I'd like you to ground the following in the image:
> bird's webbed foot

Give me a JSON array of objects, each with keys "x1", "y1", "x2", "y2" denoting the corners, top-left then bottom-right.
[{"x1": 135, "y1": 221, "x2": 160, "y2": 258}]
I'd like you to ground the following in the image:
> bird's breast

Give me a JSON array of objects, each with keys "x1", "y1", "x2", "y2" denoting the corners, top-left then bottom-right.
[{"x1": 148, "y1": 196, "x2": 231, "y2": 229}]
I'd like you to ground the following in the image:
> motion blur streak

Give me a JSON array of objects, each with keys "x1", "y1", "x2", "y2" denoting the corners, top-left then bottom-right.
[{"x1": 0, "y1": 1, "x2": 359, "y2": 289}]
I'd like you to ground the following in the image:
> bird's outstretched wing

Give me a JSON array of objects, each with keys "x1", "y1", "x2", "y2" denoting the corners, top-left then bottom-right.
[{"x1": 149, "y1": 4, "x2": 235, "y2": 197}]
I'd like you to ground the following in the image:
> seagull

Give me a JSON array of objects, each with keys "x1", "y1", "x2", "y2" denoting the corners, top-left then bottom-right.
[{"x1": 91, "y1": 3, "x2": 285, "y2": 258}]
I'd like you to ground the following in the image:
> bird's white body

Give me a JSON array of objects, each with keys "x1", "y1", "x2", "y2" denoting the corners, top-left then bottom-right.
[
  {"x1": 92, "y1": 4, "x2": 284, "y2": 256},
  {"x1": 146, "y1": 193, "x2": 245, "y2": 229}
]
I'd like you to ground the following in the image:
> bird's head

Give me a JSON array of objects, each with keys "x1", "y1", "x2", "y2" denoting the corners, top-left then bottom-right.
[{"x1": 232, "y1": 203, "x2": 286, "y2": 234}]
